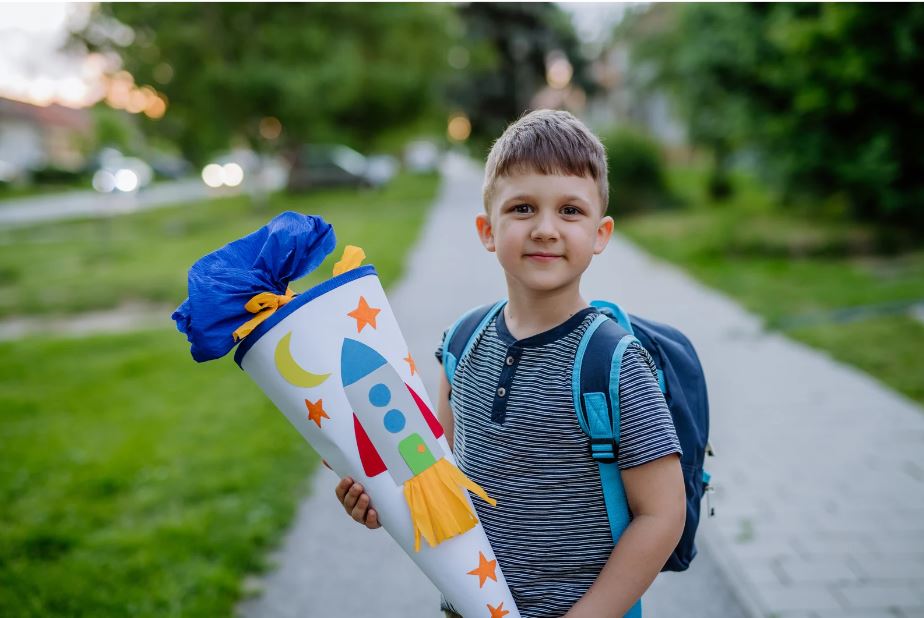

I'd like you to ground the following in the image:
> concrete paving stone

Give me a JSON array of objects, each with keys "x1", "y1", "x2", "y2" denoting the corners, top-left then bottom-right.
[
  {"x1": 812, "y1": 610, "x2": 900, "y2": 618},
  {"x1": 777, "y1": 556, "x2": 862, "y2": 584},
  {"x1": 834, "y1": 582, "x2": 923, "y2": 610},
  {"x1": 867, "y1": 533, "x2": 924, "y2": 555},
  {"x1": 850, "y1": 554, "x2": 924, "y2": 580},
  {"x1": 730, "y1": 541, "x2": 802, "y2": 564},
  {"x1": 756, "y1": 584, "x2": 844, "y2": 612},
  {"x1": 744, "y1": 561, "x2": 787, "y2": 585},
  {"x1": 898, "y1": 608, "x2": 924, "y2": 618},
  {"x1": 793, "y1": 531, "x2": 877, "y2": 557}
]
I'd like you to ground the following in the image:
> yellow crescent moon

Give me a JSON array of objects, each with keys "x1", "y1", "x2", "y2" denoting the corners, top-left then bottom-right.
[{"x1": 274, "y1": 332, "x2": 331, "y2": 388}]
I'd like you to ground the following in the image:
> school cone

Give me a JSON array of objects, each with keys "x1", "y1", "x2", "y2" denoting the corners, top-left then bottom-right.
[{"x1": 173, "y1": 213, "x2": 520, "y2": 618}]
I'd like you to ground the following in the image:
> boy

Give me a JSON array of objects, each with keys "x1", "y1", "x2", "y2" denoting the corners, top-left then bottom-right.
[{"x1": 335, "y1": 109, "x2": 686, "y2": 617}]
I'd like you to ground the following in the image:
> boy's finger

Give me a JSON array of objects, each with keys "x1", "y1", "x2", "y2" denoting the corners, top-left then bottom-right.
[
  {"x1": 344, "y1": 483, "x2": 366, "y2": 512},
  {"x1": 351, "y1": 494, "x2": 370, "y2": 523},
  {"x1": 334, "y1": 477, "x2": 353, "y2": 503},
  {"x1": 365, "y1": 508, "x2": 380, "y2": 529}
]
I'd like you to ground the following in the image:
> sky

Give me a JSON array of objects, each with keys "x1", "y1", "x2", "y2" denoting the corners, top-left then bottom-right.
[
  {"x1": 0, "y1": 3, "x2": 106, "y2": 107},
  {"x1": 0, "y1": 2, "x2": 629, "y2": 109}
]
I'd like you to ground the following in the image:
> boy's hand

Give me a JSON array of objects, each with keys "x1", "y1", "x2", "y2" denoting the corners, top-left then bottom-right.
[{"x1": 334, "y1": 477, "x2": 381, "y2": 530}]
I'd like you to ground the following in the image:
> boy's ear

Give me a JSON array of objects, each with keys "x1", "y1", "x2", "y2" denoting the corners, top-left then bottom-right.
[
  {"x1": 594, "y1": 216, "x2": 614, "y2": 254},
  {"x1": 475, "y1": 213, "x2": 496, "y2": 252}
]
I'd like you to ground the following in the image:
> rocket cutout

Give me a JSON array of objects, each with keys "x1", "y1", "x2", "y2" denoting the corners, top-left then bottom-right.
[
  {"x1": 341, "y1": 337, "x2": 496, "y2": 551},
  {"x1": 342, "y1": 338, "x2": 443, "y2": 482}
]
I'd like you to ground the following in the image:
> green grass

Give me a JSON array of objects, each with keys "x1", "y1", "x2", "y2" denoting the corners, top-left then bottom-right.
[
  {"x1": 618, "y1": 167, "x2": 924, "y2": 406},
  {"x1": 0, "y1": 173, "x2": 440, "y2": 616},
  {"x1": 0, "y1": 330, "x2": 313, "y2": 617},
  {"x1": 0, "y1": 172, "x2": 440, "y2": 318}
]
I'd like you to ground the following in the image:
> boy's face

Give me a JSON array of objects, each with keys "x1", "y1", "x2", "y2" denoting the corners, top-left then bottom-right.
[{"x1": 476, "y1": 171, "x2": 613, "y2": 295}]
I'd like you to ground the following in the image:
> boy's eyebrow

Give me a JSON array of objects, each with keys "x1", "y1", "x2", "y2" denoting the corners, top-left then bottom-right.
[{"x1": 502, "y1": 194, "x2": 591, "y2": 205}]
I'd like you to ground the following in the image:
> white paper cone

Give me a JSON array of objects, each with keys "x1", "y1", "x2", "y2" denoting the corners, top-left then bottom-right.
[{"x1": 236, "y1": 266, "x2": 520, "y2": 618}]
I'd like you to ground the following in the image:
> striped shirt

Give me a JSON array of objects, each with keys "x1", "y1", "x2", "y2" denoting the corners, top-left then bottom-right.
[{"x1": 436, "y1": 307, "x2": 681, "y2": 617}]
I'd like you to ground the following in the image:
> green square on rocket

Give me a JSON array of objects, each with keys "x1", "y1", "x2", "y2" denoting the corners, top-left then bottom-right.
[{"x1": 398, "y1": 433, "x2": 437, "y2": 475}]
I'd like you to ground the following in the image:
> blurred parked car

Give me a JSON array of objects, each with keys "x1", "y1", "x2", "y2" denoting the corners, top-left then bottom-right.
[
  {"x1": 201, "y1": 148, "x2": 289, "y2": 191},
  {"x1": 403, "y1": 139, "x2": 441, "y2": 173},
  {"x1": 149, "y1": 153, "x2": 192, "y2": 180},
  {"x1": 286, "y1": 144, "x2": 397, "y2": 192},
  {"x1": 90, "y1": 148, "x2": 153, "y2": 194}
]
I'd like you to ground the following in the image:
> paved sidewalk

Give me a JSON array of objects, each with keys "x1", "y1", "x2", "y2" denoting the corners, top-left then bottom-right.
[{"x1": 238, "y1": 155, "x2": 924, "y2": 617}]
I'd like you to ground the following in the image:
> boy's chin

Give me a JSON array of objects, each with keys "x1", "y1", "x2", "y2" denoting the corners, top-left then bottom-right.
[{"x1": 511, "y1": 274, "x2": 579, "y2": 294}]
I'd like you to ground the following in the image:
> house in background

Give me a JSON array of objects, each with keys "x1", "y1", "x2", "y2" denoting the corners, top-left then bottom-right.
[{"x1": 0, "y1": 97, "x2": 91, "y2": 180}]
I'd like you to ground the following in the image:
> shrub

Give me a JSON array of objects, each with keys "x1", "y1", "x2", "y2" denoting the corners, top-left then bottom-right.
[{"x1": 599, "y1": 127, "x2": 675, "y2": 214}]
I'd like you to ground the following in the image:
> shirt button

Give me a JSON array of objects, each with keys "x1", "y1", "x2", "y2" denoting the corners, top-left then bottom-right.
[
  {"x1": 505, "y1": 356, "x2": 515, "y2": 366},
  {"x1": 497, "y1": 387, "x2": 506, "y2": 397}
]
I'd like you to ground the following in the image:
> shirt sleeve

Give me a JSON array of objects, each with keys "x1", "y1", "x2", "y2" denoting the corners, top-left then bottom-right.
[
  {"x1": 617, "y1": 343, "x2": 682, "y2": 470},
  {"x1": 434, "y1": 328, "x2": 448, "y2": 366}
]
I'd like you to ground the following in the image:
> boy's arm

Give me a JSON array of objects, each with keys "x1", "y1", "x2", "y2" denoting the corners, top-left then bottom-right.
[
  {"x1": 564, "y1": 453, "x2": 686, "y2": 618},
  {"x1": 436, "y1": 368, "x2": 455, "y2": 453}
]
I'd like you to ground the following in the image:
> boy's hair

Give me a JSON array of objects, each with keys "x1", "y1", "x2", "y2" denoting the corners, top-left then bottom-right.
[{"x1": 482, "y1": 109, "x2": 609, "y2": 214}]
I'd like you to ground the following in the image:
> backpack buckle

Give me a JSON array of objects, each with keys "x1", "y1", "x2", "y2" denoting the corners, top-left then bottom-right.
[{"x1": 590, "y1": 437, "x2": 619, "y2": 464}]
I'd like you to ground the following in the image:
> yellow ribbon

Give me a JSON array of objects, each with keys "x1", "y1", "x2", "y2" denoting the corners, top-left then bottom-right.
[
  {"x1": 232, "y1": 287, "x2": 295, "y2": 342},
  {"x1": 332, "y1": 245, "x2": 366, "y2": 276}
]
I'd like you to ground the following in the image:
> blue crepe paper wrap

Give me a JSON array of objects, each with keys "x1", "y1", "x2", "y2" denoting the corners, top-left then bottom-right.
[{"x1": 172, "y1": 211, "x2": 336, "y2": 362}]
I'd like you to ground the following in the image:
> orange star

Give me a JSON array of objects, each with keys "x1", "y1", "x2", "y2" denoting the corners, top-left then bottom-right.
[
  {"x1": 404, "y1": 352, "x2": 417, "y2": 376},
  {"x1": 467, "y1": 551, "x2": 498, "y2": 588},
  {"x1": 347, "y1": 296, "x2": 381, "y2": 333},
  {"x1": 305, "y1": 398, "x2": 329, "y2": 428},
  {"x1": 487, "y1": 602, "x2": 509, "y2": 618}
]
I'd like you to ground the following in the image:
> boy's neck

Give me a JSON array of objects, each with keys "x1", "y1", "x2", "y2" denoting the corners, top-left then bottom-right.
[{"x1": 503, "y1": 279, "x2": 590, "y2": 341}]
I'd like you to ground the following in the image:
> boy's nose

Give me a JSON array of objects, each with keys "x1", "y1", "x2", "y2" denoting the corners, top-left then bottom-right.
[{"x1": 530, "y1": 213, "x2": 560, "y2": 240}]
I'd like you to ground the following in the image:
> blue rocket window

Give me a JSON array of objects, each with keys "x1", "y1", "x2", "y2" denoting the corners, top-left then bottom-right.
[
  {"x1": 368, "y1": 383, "x2": 391, "y2": 407},
  {"x1": 383, "y1": 409, "x2": 406, "y2": 433}
]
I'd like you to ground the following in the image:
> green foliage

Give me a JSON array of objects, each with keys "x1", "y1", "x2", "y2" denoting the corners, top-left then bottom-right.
[
  {"x1": 75, "y1": 4, "x2": 460, "y2": 163},
  {"x1": 447, "y1": 3, "x2": 594, "y2": 148},
  {"x1": 0, "y1": 173, "x2": 440, "y2": 319},
  {"x1": 89, "y1": 107, "x2": 145, "y2": 156},
  {"x1": 624, "y1": 4, "x2": 924, "y2": 233},
  {"x1": 599, "y1": 127, "x2": 673, "y2": 214}
]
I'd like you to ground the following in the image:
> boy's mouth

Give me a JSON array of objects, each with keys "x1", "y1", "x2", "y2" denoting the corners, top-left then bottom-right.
[{"x1": 524, "y1": 252, "x2": 563, "y2": 262}]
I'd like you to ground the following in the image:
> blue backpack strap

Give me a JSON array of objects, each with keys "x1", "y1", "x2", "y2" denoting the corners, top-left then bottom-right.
[
  {"x1": 573, "y1": 313, "x2": 643, "y2": 618},
  {"x1": 591, "y1": 299, "x2": 666, "y2": 393},
  {"x1": 442, "y1": 300, "x2": 506, "y2": 386},
  {"x1": 590, "y1": 299, "x2": 634, "y2": 335}
]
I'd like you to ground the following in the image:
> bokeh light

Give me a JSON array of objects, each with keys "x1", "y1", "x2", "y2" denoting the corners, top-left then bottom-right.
[
  {"x1": 447, "y1": 113, "x2": 471, "y2": 142},
  {"x1": 259, "y1": 116, "x2": 282, "y2": 140},
  {"x1": 114, "y1": 168, "x2": 139, "y2": 192},
  {"x1": 201, "y1": 163, "x2": 224, "y2": 188},
  {"x1": 222, "y1": 163, "x2": 244, "y2": 187},
  {"x1": 92, "y1": 169, "x2": 115, "y2": 193},
  {"x1": 546, "y1": 51, "x2": 573, "y2": 90}
]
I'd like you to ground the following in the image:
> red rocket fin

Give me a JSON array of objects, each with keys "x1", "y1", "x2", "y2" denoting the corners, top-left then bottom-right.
[
  {"x1": 406, "y1": 384, "x2": 444, "y2": 439},
  {"x1": 353, "y1": 414, "x2": 387, "y2": 476}
]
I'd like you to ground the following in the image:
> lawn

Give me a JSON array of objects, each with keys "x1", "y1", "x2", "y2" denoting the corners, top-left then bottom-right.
[
  {"x1": 0, "y1": 172, "x2": 440, "y2": 318},
  {"x1": 0, "y1": 173, "x2": 440, "y2": 617},
  {"x1": 618, "y1": 167, "x2": 924, "y2": 405}
]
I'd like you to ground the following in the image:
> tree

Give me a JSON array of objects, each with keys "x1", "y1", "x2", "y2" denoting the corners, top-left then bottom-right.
[
  {"x1": 448, "y1": 3, "x2": 595, "y2": 149},
  {"x1": 623, "y1": 4, "x2": 924, "y2": 232},
  {"x1": 74, "y1": 4, "x2": 460, "y2": 163}
]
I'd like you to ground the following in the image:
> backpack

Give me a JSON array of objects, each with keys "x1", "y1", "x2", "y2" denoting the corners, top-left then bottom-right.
[{"x1": 441, "y1": 300, "x2": 714, "y2": 577}]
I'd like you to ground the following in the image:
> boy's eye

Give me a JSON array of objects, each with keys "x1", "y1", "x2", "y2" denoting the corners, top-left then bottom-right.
[
  {"x1": 512, "y1": 203, "x2": 533, "y2": 214},
  {"x1": 561, "y1": 205, "x2": 582, "y2": 216}
]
